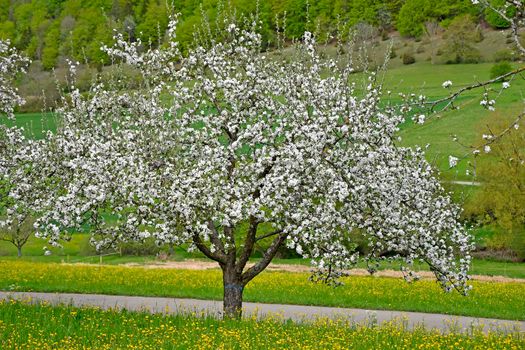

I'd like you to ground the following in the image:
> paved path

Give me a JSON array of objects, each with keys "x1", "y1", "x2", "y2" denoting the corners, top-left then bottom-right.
[
  {"x1": 1, "y1": 291, "x2": 524, "y2": 333},
  {"x1": 445, "y1": 180, "x2": 481, "y2": 187}
]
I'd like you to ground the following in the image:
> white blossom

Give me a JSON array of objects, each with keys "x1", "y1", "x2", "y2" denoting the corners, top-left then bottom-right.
[
  {"x1": 0, "y1": 40, "x2": 30, "y2": 119},
  {"x1": 442, "y1": 80, "x2": 453, "y2": 89},
  {"x1": 449, "y1": 156, "x2": 459, "y2": 168}
]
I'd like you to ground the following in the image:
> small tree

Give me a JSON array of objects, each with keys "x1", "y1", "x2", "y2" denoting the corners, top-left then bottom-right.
[
  {"x1": 30, "y1": 17, "x2": 472, "y2": 318},
  {"x1": 464, "y1": 116, "x2": 525, "y2": 259},
  {"x1": 424, "y1": 21, "x2": 441, "y2": 64},
  {"x1": 397, "y1": 0, "x2": 432, "y2": 37},
  {"x1": 442, "y1": 15, "x2": 481, "y2": 64},
  {"x1": 0, "y1": 216, "x2": 34, "y2": 257}
]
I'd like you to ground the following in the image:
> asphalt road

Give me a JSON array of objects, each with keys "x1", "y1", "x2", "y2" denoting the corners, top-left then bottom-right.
[{"x1": 1, "y1": 291, "x2": 524, "y2": 334}]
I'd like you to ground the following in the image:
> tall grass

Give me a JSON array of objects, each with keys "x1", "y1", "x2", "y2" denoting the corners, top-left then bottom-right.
[{"x1": 0, "y1": 300, "x2": 523, "y2": 350}]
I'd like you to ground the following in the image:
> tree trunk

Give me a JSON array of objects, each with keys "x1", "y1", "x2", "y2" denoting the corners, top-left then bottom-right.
[
  {"x1": 222, "y1": 265, "x2": 244, "y2": 319},
  {"x1": 17, "y1": 246, "x2": 22, "y2": 258}
]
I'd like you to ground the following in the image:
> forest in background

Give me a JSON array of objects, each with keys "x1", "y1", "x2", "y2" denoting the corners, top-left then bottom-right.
[{"x1": 0, "y1": 0, "x2": 513, "y2": 69}]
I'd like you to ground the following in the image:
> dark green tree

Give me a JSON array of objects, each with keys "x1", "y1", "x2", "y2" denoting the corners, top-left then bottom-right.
[
  {"x1": 42, "y1": 22, "x2": 60, "y2": 70},
  {"x1": 397, "y1": 0, "x2": 433, "y2": 37},
  {"x1": 136, "y1": 0, "x2": 169, "y2": 45}
]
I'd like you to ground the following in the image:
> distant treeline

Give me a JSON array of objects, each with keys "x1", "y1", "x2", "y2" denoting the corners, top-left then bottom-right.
[{"x1": 0, "y1": 0, "x2": 509, "y2": 69}]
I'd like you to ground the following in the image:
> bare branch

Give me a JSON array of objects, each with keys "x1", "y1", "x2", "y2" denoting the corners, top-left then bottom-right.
[
  {"x1": 207, "y1": 220, "x2": 226, "y2": 255},
  {"x1": 235, "y1": 215, "x2": 258, "y2": 274},
  {"x1": 192, "y1": 232, "x2": 227, "y2": 264},
  {"x1": 255, "y1": 229, "x2": 283, "y2": 242},
  {"x1": 427, "y1": 66, "x2": 525, "y2": 112},
  {"x1": 242, "y1": 231, "x2": 287, "y2": 284}
]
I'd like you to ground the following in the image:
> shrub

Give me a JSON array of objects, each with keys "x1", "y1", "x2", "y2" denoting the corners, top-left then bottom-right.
[
  {"x1": 463, "y1": 115, "x2": 525, "y2": 260},
  {"x1": 487, "y1": 232, "x2": 525, "y2": 262},
  {"x1": 493, "y1": 49, "x2": 516, "y2": 62},
  {"x1": 118, "y1": 239, "x2": 162, "y2": 256},
  {"x1": 490, "y1": 61, "x2": 513, "y2": 80},
  {"x1": 463, "y1": 51, "x2": 482, "y2": 64},
  {"x1": 389, "y1": 49, "x2": 397, "y2": 59},
  {"x1": 402, "y1": 52, "x2": 416, "y2": 65}
]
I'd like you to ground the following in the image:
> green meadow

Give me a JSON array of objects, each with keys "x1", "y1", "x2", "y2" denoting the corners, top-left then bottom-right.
[
  {"x1": 2, "y1": 300, "x2": 523, "y2": 350},
  {"x1": 1, "y1": 260, "x2": 525, "y2": 320}
]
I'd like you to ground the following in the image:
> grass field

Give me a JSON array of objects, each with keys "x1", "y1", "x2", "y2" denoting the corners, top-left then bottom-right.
[
  {"x1": 3, "y1": 112, "x2": 56, "y2": 139},
  {"x1": 1, "y1": 233, "x2": 524, "y2": 278},
  {"x1": 389, "y1": 62, "x2": 524, "y2": 181},
  {"x1": 1, "y1": 261, "x2": 524, "y2": 321},
  {"x1": 1, "y1": 300, "x2": 523, "y2": 350}
]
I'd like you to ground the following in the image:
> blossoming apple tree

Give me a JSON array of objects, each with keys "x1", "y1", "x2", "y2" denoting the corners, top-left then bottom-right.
[
  {"x1": 20, "y1": 17, "x2": 474, "y2": 318},
  {"x1": 0, "y1": 40, "x2": 43, "y2": 257}
]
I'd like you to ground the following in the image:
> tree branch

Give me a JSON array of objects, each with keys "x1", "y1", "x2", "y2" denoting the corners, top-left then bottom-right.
[
  {"x1": 207, "y1": 220, "x2": 226, "y2": 255},
  {"x1": 480, "y1": 1, "x2": 525, "y2": 56},
  {"x1": 224, "y1": 225, "x2": 236, "y2": 264},
  {"x1": 427, "y1": 66, "x2": 525, "y2": 112},
  {"x1": 255, "y1": 229, "x2": 283, "y2": 242},
  {"x1": 192, "y1": 232, "x2": 227, "y2": 264},
  {"x1": 450, "y1": 112, "x2": 524, "y2": 169},
  {"x1": 242, "y1": 231, "x2": 287, "y2": 284},
  {"x1": 235, "y1": 215, "x2": 258, "y2": 274}
]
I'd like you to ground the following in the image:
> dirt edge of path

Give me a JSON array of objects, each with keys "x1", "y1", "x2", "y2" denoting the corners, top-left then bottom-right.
[{"x1": 62, "y1": 259, "x2": 525, "y2": 283}]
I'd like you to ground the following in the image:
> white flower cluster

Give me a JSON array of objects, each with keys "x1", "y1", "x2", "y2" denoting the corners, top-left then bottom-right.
[
  {"x1": 448, "y1": 156, "x2": 459, "y2": 168},
  {"x1": 2, "y1": 20, "x2": 473, "y2": 293},
  {"x1": 0, "y1": 40, "x2": 30, "y2": 119},
  {"x1": 442, "y1": 80, "x2": 453, "y2": 89},
  {"x1": 480, "y1": 92, "x2": 496, "y2": 111}
]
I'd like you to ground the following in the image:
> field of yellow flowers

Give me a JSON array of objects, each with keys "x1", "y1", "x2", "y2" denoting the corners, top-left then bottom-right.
[
  {"x1": 0, "y1": 299, "x2": 523, "y2": 350},
  {"x1": 1, "y1": 261, "x2": 524, "y2": 321}
]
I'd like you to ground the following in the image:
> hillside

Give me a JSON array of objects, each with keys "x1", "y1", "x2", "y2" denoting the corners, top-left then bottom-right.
[{"x1": 0, "y1": 0, "x2": 508, "y2": 69}]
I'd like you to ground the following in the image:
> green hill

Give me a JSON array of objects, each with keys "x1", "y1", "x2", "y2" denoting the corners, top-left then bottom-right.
[{"x1": 0, "y1": 0, "x2": 505, "y2": 69}]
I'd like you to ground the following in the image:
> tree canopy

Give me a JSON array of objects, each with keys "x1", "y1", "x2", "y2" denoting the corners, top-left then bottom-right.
[{"x1": 0, "y1": 13, "x2": 474, "y2": 317}]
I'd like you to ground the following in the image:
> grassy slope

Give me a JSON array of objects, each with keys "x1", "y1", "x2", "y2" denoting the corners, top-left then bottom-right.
[
  {"x1": 389, "y1": 62, "x2": 524, "y2": 181},
  {"x1": 1, "y1": 261, "x2": 525, "y2": 320},
  {"x1": 3, "y1": 112, "x2": 56, "y2": 139}
]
